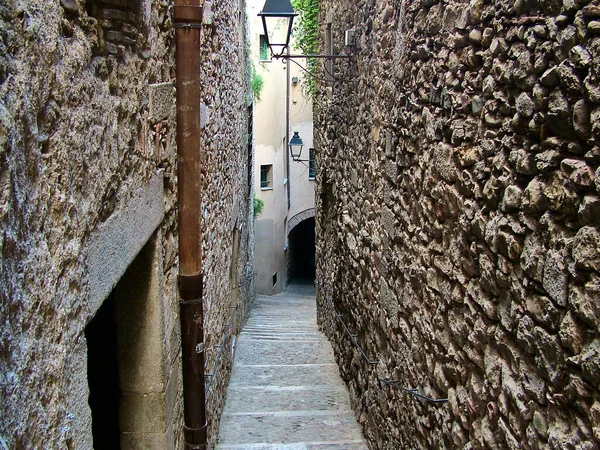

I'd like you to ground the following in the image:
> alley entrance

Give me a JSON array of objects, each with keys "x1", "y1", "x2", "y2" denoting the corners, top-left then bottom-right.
[
  {"x1": 288, "y1": 217, "x2": 315, "y2": 284},
  {"x1": 86, "y1": 292, "x2": 121, "y2": 450}
]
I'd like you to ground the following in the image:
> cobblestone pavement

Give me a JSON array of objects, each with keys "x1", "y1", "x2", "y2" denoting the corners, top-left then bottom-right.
[{"x1": 216, "y1": 288, "x2": 369, "y2": 450}]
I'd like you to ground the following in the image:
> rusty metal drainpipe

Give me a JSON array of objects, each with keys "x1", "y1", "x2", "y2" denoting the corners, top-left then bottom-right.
[
  {"x1": 174, "y1": 2, "x2": 207, "y2": 449},
  {"x1": 285, "y1": 47, "x2": 291, "y2": 209}
]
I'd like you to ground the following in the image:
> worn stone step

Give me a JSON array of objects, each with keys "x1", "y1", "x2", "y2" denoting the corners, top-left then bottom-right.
[
  {"x1": 242, "y1": 326, "x2": 318, "y2": 332},
  {"x1": 241, "y1": 328, "x2": 320, "y2": 334},
  {"x1": 217, "y1": 290, "x2": 368, "y2": 449},
  {"x1": 241, "y1": 331, "x2": 321, "y2": 338},
  {"x1": 234, "y1": 340, "x2": 335, "y2": 366},
  {"x1": 241, "y1": 338, "x2": 323, "y2": 343},
  {"x1": 217, "y1": 443, "x2": 368, "y2": 450},
  {"x1": 222, "y1": 385, "x2": 351, "y2": 413},
  {"x1": 245, "y1": 320, "x2": 316, "y2": 325},
  {"x1": 217, "y1": 412, "x2": 365, "y2": 445},
  {"x1": 227, "y1": 364, "x2": 340, "y2": 387}
]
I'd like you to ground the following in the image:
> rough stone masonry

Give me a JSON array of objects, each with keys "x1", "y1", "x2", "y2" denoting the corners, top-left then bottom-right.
[
  {"x1": 315, "y1": 0, "x2": 600, "y2": 448},
  {"x1": 0, "y1": 0, "x2": 253, "y2": 448}
]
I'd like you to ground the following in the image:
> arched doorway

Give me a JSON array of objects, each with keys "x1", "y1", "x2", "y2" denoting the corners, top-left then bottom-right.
[{"x1": 288, "y1": 217, "x2": 315, "y2": 284}]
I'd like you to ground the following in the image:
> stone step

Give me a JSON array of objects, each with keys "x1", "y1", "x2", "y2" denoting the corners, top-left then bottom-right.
[
  {"x1": 217, "y1": 412, "x2": 365, "y2": 445},
  {"x1": 240, "y1": 338, "x2": 323, "y2": 343},
  {"x1": 245, "y1": 319, "x2": 317, "y2": 324},
  {"x1": 241, "y1": 328, "x2": 320, "y2": 334},
  {"x1": 234, "y1": 340, "x2": 335, "y2": 366},
  {"x1": 242, "y1": 326, "x2": 318, "y2": 331},
  {"x1": 241, "y1": 331, "x2": 321, "y2": 338},
  {"x1": 227, "y1": 364, "x2": 340, "y2": 387},
  {"x1": 217, "y1": 442, "x2": 368, "y2": 450},
  {"x1": 217, "y1": 290, "x2": 368, "y2": 449},
  {"x1": 222, "y1": 385, "x2": 351, "y2": 413}
]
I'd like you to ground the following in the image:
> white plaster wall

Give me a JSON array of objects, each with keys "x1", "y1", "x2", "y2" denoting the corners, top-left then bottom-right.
[{"x1": 249, "y1": 0, "x2": 315, "y2": 294}]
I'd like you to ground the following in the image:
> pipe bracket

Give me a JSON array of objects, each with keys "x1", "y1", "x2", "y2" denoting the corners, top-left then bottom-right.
[
  {"x1": 183, "y1": 422, "x2": 208, "y2": 432},
  {"x1": 174, "y1": 5, "x2": 204, "y2": 24},
  {"x1": 183, "y1": 422, "x2": 208, "y2": 450},
  {"x1": 178, "y1": 272, "x2": 204, "y2": 301}
]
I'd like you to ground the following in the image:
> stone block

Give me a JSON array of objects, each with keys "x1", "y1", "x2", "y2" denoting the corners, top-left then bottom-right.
[
  {"x1": 119, "y1": 392, "x2": 167, "y2": 433},
  {"x1": 87, "y1": 173, "x2": 165, "y2": 319},
  {"x1": 120, "y1": 432, "x2": 169, "y2": 450},
  {"x1": 149, "y1": 82, "x2": 176, "y2": 122}
]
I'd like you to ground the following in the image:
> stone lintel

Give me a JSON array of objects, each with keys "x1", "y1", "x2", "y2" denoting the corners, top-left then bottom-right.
[{"x1": 87, "y1": 173, "x2": 165, "y2": 320}]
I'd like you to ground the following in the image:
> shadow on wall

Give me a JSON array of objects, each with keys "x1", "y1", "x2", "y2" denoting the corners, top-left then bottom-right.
[{"x1": 288, "y1": 217, "x2": 316, "y2": 285}]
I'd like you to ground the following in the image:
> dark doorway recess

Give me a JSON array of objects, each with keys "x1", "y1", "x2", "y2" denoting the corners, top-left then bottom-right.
[
  {"x1": 85, "y1": 292, "x2": 122, "y2": 450},
  {"x1": 288, "y1": 217, "x2": 315, "y2": 284}
]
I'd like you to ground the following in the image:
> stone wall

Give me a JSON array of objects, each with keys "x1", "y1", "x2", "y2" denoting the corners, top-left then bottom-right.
[
  {"x1": 315, "y1": 0, "x2": 600, "y2": 449},
  {"x1": 0, "y1": 0, "x2": 253, "y2": 448},
  {"x1": 196, "y1": 0, "x2": 256, "y2": 445}
]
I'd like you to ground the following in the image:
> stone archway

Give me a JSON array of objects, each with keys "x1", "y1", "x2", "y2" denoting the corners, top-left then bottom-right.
[
  {"x1": 287, "y1": 209, "x2": 316, "y2": 284},
  {"x1": 286, "y1": 208, "x2": 315, "y2": 236}
]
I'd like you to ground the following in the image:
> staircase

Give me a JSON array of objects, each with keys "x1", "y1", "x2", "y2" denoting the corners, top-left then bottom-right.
[{"x1": 216, "y1": 288, "x2": 369, "y2": 449}]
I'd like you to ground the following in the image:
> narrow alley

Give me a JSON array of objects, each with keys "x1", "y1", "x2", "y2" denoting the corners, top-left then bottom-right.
[
  {"x1": 3, "y1": 0, "x2": 600, "y2": 448},
  {"x1": 217, "y1": 286, "x2": 368, "y2": 449}
]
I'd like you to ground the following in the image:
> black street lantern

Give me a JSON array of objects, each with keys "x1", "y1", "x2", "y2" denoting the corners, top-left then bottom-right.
[
  {"x1": 258, "y1": 0, "x2": 297, "y2": 58},
  {"x1": 288, "y1": 131, "x2": 304, "y2": 161}
]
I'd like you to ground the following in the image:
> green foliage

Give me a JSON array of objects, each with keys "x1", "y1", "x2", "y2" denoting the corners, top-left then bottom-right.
[
  {"x1": 253, "y1": 195, "x2": 264, "y2": 218},
  {"x1": 291, "y1": 0, "x2": 320, "y2": 98},
  {"x1": 250, "y1": 68, "x2": 264, "y2": 102}
]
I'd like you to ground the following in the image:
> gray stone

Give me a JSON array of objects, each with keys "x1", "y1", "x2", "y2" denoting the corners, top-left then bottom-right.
[
  {"x1": 482, "y1": 28, "x2": 494, "y2": 47},
  {"x1": 490, "y1": 38, "x2": 508, "y2": 56},
  {"x1": 536, "y1": 150, "x2": 563, "y2": 173},
  {"x1": 516, "y1": 92, "x2": 535, "y2": 118},
  {"x1": 542, "y1": 250, "x2": 568, "y2": 307},
  {"x1": 149, "y1": 82, "x2": 176, "y2": 122},
  {"x1": 571, "y1": 45, "x2": 592, "y2": 69},
  {"x1": 584, "y1": 5, "x2": 600, "y2": 17},
  {"x1": 581, "y1": 340, "x2": 600, "y2": 385},
  {"x1": 541, "y1": 66, "x2": 560, "y2": 87},
  {"x1": 510, "y1": 149, "x2": 536, "y2": 175},
  {"x1": 578, "y1": 195, "x2": 600, "y2": 225},
  {"x1": 559, "y1": 311, "x2": 586, "y2": 354},
  {"x1": 501, "y1": 185, "x2": 522, "y2": 212},
  {"x1": 573, "y1": 99, "x2": 592, "y2": 139},
  {"x1": 588, "y1": 21, "x2": 600, "y2": 34},
  {"x1": 533, "y1": 411, "x2": 549, "y2": 438},
  {"x1": 561, "y1": 158, "x2": 595, "y2": 188},
  {"x1": 557, "y1": 62, "x2": 583, "y2": 94},
  {"x1": 572, "y1": 226, "x2": 600, "y2": 271},
  {"x1": 547, "y1": 88, "x2": 574, "y2": 138},
  {"x1": 569, "y1": 281, "x2": 600, "y2": 329},
  {"x1": 472, "y1": 95, "x2": 484, "y2": 115},
  {"x1": 60, "y1": 0, "x2": 79, "y2": 14},
  {"x1": 469, "y1": 29, "x2": 483, "y2": 45}
]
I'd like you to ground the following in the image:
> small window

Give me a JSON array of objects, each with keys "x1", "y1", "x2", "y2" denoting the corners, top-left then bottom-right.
[
  {"x1": 259, "y1": 35, "x2": 269, "y2": 61},
  {"x1": 260, "y1": 164, "x2": 273, "y2": 189},
  {"x1": 272, "y1": 271, "x2": 278, "y2": 286},
  {"x1": 308, "y1": 148, "x2": 316, "y2": 180}
]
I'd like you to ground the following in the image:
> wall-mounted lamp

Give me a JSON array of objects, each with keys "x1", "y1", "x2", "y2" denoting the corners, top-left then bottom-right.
[
  {"x1": 291, "y1": 76, "x2": 299, "y2": 85},
  {"x1": 257, "y1": 0, "x2": 296, "y2": 58},
  {"x1": 258, "y1": 0, "x2": 351, "y2": 61},
  {"x1": 288, "y1": 131, "x2": 305, "y2": 161}
]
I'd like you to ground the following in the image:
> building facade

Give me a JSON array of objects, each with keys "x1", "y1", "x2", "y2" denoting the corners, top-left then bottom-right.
[
  {"x1": 315, "y1": 0, "x2": 600, "y2": 448},
  {"x1": 249, "y1": 0, "x2": 316, "y2": 295},
  {"x1": 0, "y1": 0, "x2": 253, "y2": 448}
]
